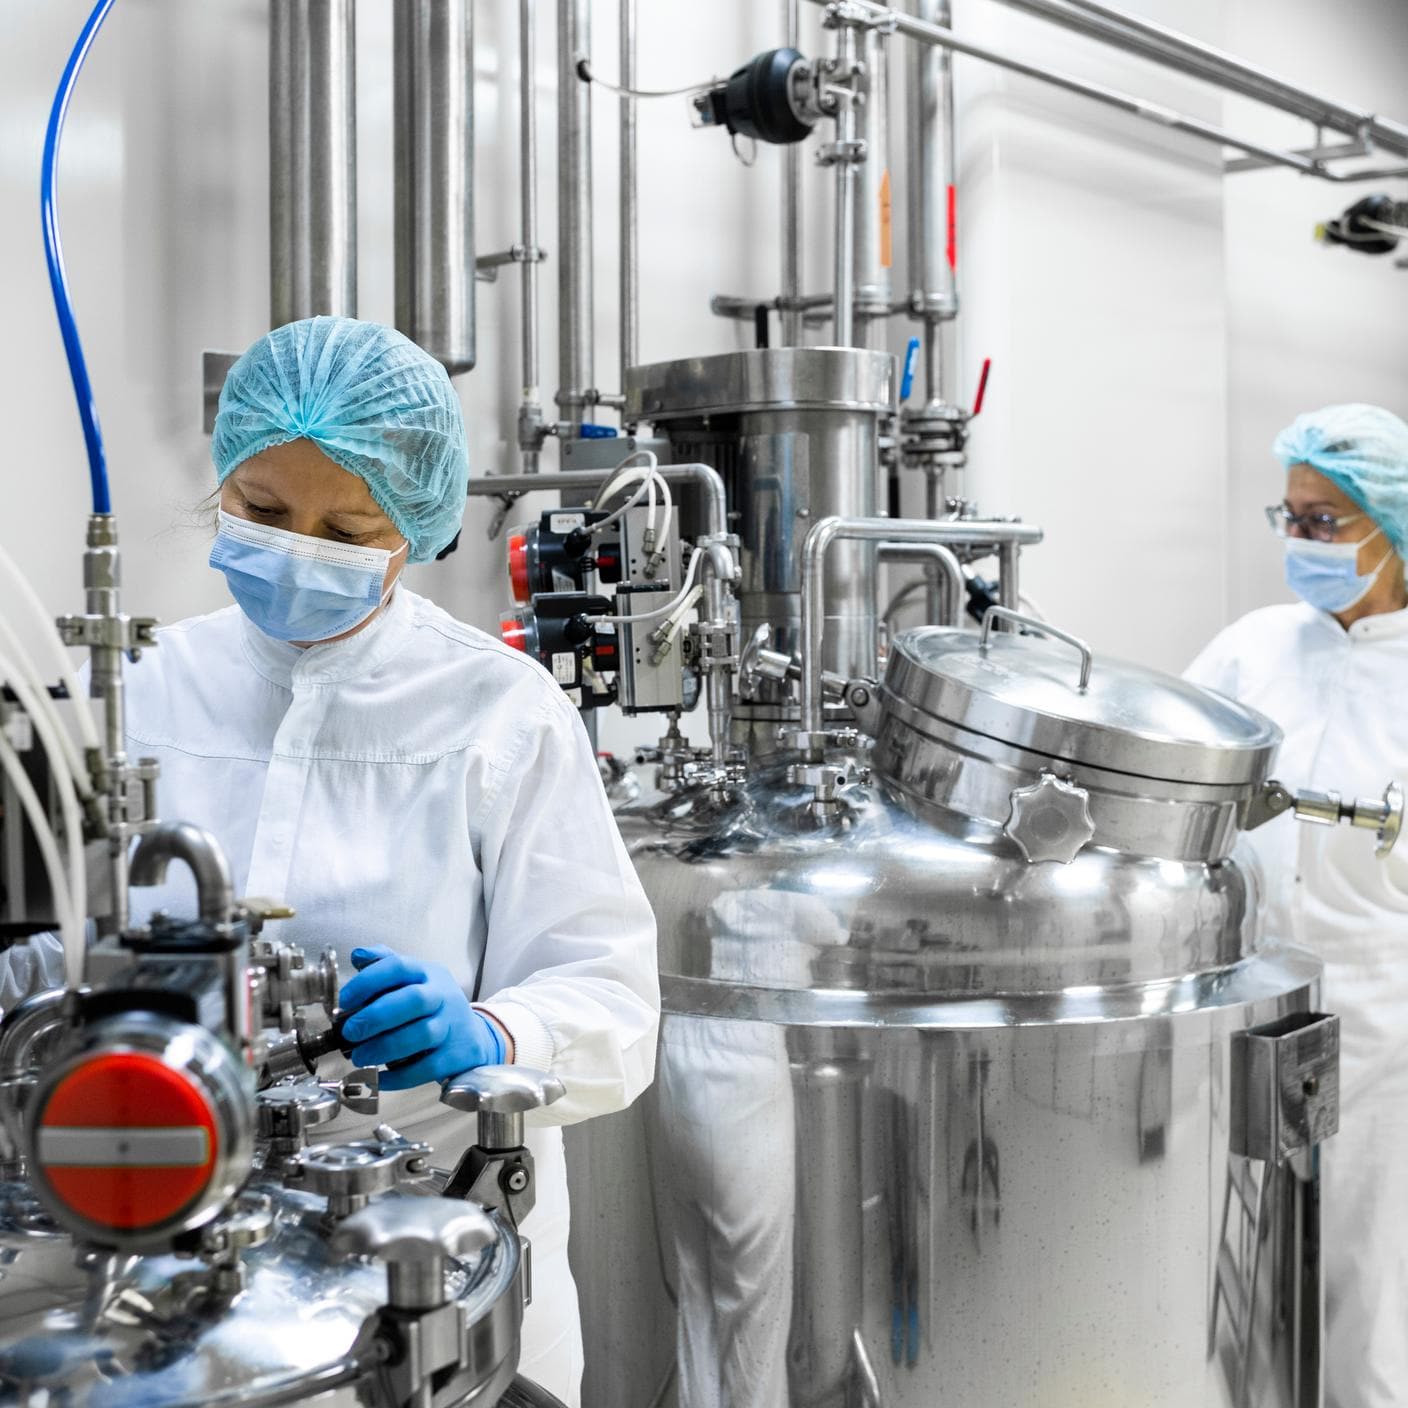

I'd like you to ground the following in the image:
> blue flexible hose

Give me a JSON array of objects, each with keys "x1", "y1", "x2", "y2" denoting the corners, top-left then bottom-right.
[{"x1": 41, "y1": 0, "x2": 117, "y2": 516}]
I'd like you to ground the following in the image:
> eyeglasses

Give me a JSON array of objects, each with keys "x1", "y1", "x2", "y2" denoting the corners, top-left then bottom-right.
[{"x1": 1264, "y1": 504, "x2": 1365, "y2": 543}]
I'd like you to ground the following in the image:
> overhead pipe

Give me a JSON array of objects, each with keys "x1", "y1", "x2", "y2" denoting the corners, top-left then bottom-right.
[
  {"x1": 803, "y1": 0, "x2": 1323, "y2": 177},
  {"x1": 558, "y1": 0, "x2": 595, "y2": 427},
  {"x1": 988, "y1": 0, "x2": 1408, "y2": 161},
  {"x1": 394, "y1": 0, "x2": 476, "y2": 374},
  {"x1": 269, "y1": 0, "x2": 357, "y2": 325}
]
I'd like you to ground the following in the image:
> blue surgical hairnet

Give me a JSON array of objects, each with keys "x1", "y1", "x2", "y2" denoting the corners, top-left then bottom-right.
[
  {"x1": 212, "y1": 317, "x2": 469, "y2": 563},
  {"x1": 1273, "y1": 403, "x2": 1408, "y2": 557}
]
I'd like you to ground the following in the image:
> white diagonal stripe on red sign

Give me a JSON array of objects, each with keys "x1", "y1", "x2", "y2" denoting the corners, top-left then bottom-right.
[{"x1": 37, "y1": 1126, "x2": 211, "y2": 1168}]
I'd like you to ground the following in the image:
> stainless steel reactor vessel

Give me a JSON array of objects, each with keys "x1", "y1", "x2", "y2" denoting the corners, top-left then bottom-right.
[{"x1": 570, "y1": 616, "x2": 1339, "y2": 1408}]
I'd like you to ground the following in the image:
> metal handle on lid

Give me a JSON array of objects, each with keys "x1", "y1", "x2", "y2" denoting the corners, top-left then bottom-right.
[{"x1": 979, "y1": 607, "x2": 1093, "y2": 692}]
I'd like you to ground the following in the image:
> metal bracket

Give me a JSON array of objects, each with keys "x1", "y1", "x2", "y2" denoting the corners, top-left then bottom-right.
[
  {"x1": 1243, "y1": 778, "x2": 1403, "y2": 858},
  {"x1": 1230, "y1": 1012, "x2": 1340, "y2": 1163}
]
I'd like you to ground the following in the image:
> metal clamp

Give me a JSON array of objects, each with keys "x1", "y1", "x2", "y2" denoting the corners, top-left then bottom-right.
[
  {"x1": 440, "y1": 1067, "x2": 565, "y2": 1229},
  {"x1": 285, "y1": 1126, "x2": 432, "y2": 1218},
  {"x1": 1244, "y1": 778, "x2": 1403, "y2": 858},
  {"x1": 979, "y1": 607, "x2": 1093, "y2": 692}
]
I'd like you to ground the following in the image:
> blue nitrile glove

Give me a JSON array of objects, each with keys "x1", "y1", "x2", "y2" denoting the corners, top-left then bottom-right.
[{"x1": 338, "y1": 945, "x2": 505, "y2": 1091}]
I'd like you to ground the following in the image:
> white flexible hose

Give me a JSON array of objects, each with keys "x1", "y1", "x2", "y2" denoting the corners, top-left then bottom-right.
[
  {"x1": 602, "y1": 548, "x2": 706, "y2": 625},
  {"x1": 0, "y1": 541, "x2": 99, "y2": 751},
  {"x1": 0, "y1": 646, "x2": 88, "y2": 960},
  {"x1": 0, "y1": 726, "x2": 82, "y2": 984},
  {"x1": 0, "y1": 611, "x2": 91, "y2": 794}
]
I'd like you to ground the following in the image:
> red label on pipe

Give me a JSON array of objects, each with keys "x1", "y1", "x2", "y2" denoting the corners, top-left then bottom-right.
[{"x1": 946, "y1": 185, "x2": 958, "y2": 272}]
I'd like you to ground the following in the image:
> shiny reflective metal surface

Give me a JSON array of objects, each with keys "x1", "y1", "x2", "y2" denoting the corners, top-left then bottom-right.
[
  {"x1": 569, "y1": 741, "x2": 1326, "y2": 1407},
  {"x1": 0, "y1": 1174, "x2": 521, "y2": 1406},
  {"x1": 624, "y1": 350, "x2": 896, "y2": 746},
  {"x1": 269, "y1": 0, "x2": 357, "y2": 325},
  {"x1": 394, "y1": 0, "x2": 476, "y2": 375}
]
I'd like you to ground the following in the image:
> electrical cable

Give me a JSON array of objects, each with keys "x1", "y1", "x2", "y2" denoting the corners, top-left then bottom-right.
[
  {"x1": 575, "y1": 56, "x2": 719, "y2": 99},
  {"x1": 42, "y1": 0, "x2": 117, "y2": 515}
]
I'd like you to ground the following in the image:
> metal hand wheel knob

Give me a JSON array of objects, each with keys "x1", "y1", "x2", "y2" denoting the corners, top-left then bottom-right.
[
  {"x1": 331, "y1": 1197, "x2": 497, "y2": 1310},
  {"x1": 440, "y1": 1066, "x2": 565, "y2": 1151}
]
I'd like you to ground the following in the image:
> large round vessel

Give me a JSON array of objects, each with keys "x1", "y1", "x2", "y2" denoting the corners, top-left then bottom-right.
[{"x1": 568, "y1": 623, "x2": 1334, "y2": 1408}]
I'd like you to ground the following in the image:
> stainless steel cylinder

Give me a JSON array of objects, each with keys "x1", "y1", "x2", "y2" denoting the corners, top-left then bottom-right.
[
  {"x1": 394, "y1": 0, "x2": 476, "y2": 375},
  {"x1": 626, "y1": 349, "x2": 896, "y2": 744},
  {"x1": 558, "y1": 0, "x2": 594, "y2": 424},
  {"x1": 853, "y1": 24, "x2": 893, "y2": 345},
  {"x1": 618, "y1": 0, "x2": 639, "y2": 387},
  {"x1": 269, "y1": 0, "x2": 356, "y2": 326},
  {"x1": 907, "y1": 0, "x2": 957, "y2": 326}
]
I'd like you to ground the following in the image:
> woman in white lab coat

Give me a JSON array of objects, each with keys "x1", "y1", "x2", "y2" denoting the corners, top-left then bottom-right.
[
  {"x1": 1186, "y1": 403, "x2": 1408, "y2": 1408},
  {"x1": 75, "y1": 316, "x2": 658, "y2": 1406}
]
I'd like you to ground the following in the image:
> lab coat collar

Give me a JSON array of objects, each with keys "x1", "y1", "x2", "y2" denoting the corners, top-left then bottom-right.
[
  {"x1": 1349, "y1": 605, "x2": 1408, "y2": 642},
  {"x1": 239, "y1": 583, "x2": 416, "y2": 687}
]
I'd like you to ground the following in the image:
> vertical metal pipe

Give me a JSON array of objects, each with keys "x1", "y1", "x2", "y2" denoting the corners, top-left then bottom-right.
[
  {"x1": 394, "y1": 0, "x2": 476, "y2": 375},
  {"x1": 830, "y1": 24, "x2": 859, "y2": 348},
  {"x1": 781, "y1": 0, "x2": 804, "y2": 347},
  {"x1": 519, "y1": 0, "x2": 543, "y2": 472},
  {"x1": 558, "y1": 0, "x2": 594, "y2": 426},
  {"x1": 908, "y1": 0, "x2": 957, "y2": 399},
  {"x1": 619, "y1": 0, "x2": 639, "y2": 389},
  {"x1": 269, "y1": 0, "x2": 357, "y2": 326},
  {"x1": 853, "y1": 27, "x2": 892, "y2": 350},
  {"x1": 998, "y1": 540, "x2": 1021, "y2": 623}
]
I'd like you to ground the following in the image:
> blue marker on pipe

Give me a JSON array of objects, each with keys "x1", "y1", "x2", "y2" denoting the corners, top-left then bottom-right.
[{"x1": 900, "y1": 336, "x2": 920, "y2": 403}]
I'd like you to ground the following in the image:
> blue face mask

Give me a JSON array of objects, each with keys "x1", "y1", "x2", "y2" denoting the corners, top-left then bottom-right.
[
  {"x1": 1283, "y1": 526, "x2": 1390, "y2": 614},
  {"x1": 210, "y1": 510, "x2": 408, "y2": 643}
]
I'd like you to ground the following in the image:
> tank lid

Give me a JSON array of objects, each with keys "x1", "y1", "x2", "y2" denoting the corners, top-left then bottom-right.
[
  {"x1": 881, "y1": 625, "x2": 1281, "y2": 788},
  {"x1": 624, "y1": 347, "x2": 896, "y2": 421}
]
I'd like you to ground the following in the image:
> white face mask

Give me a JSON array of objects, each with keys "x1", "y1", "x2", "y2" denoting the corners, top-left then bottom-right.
[{"x1": 1283, "y1": 525, "x2": 1391, "y2": 614}]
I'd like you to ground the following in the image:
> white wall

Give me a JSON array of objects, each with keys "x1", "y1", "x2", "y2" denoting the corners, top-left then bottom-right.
[
  {"x1": 2, "y1": 0, "x2": 1405, "y2": 748},
  {"x1": 1223, "y1": 0, "x2": 1408, "y2": 622}
]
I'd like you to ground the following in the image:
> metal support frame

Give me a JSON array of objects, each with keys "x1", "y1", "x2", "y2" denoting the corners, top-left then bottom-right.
[
  {"x1": 878, "y1": 543, "x2": 964, "y2": 626},
  {"x1": 782, "y1": 0, "x2": 806, "y2": 345},
  {"x1": 518, "y1": 0, "x2": 547, "y2": 472},
  {"x1": 619, "y1": 0, "x2": 640, "y2": 394}
]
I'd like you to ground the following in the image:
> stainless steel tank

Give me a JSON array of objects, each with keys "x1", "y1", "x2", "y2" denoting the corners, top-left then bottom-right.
[
  {"x1": 0, "y1": 1158, "x2": 562, "y2": 1407},
  {"x1": 624, "y1": 349, "x2": 895, "y2": 751},
  {"x1": 568, "y1": 621, "x2": 1336, "y2": 1408}
]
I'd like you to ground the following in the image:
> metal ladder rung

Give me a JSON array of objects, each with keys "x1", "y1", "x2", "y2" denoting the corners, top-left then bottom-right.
[
  {"x1": 1228, "y1": 1158, "x2": 1261, "y2": 1213},
  {"x1": 1216, "y1": 1241, "x2": 1247, "y2": 1339}
]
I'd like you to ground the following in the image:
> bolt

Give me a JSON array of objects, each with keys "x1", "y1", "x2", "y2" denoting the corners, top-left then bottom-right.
[
  {"x1": 506, "y1": 1168, "x2": 530, "y2": 1194},
  {"x1": 1303, "y1": 1076, "x2": 1320, "y2": 1099},
  {"x1": 850, "y1": 687, "x2": 870, "y2": 708}
]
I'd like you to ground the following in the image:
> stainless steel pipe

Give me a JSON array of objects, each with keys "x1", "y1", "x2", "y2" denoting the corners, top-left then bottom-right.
[
  {"x1": 880, "y1": 542, "x2": 964, "y2": 627},
  {"x1": 394, "y1": 0, "x2": 475, "y2": 375},
  {"x1": 781, "y1": 0, "x2": 804, "y2": 347},
  {"x1": 269, "y1": 0, "x2": 356, "y2": 325},
  {"x1": 852, "y1": 25, "x2": 892, "y2": 346},
  {"x1": 619, "y1": 0, "x2": 639, "y2": 388},
  {"x1": 799, "y1": 515, "x2": 1043, "y2": 741},
  {"x1": 830, "y1": 21, "x2": 860, "y2": 347},
  {"x1": 558, "y1": 0, "x2": 594, "y2": 425},
  {"x1": 519, "y1": 0, "x2": 544, "y2": 471},
  {"x1": 803, "y1": 0, "x2": 1322, "y2": 177},
  {"x1": 907, "y1": 0, "x2": 957, "y2": 401},
  {"x1": 990, "y1": 0, "x2": 1408, "y2": 160}
]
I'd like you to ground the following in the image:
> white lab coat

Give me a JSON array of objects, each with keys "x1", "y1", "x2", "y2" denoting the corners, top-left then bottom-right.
[
  {"x1": 17, "y1": 586, "x2": 660, "y2": 1406},
  {"x1": 1186, "y1": 601, "x2": 1408, "y2": 1408}
]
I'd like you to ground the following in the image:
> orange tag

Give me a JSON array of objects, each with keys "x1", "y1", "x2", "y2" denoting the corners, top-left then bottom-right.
[{"x1": 880, "y1": 170, "x2": 893, "y2": 269}]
